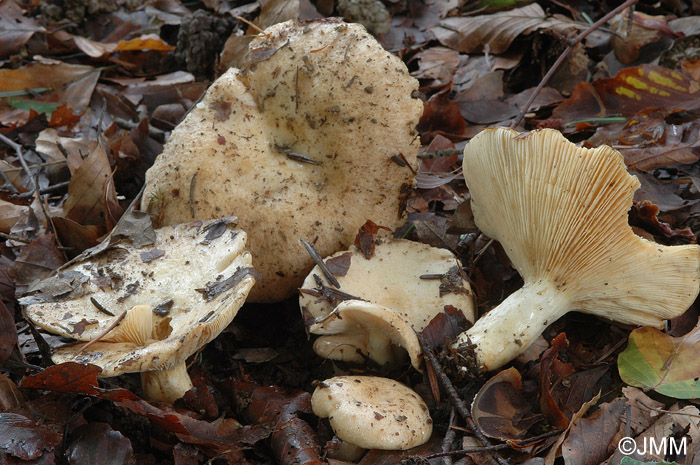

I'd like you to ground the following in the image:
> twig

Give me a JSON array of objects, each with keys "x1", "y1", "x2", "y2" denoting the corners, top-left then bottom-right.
[
  {"x1": 74, "y1": 311, "x2": 127, "y2": 356},
  {"x1": 418, "y1": 332, "x2": 510, "y2": 465},
  {"x1": 0, "y1": 166, "x2": 19, "y2": 195},
  {"x1": 13, "y1": 181, "x2": 70, "y2": 200},
  {"x1": 0, "y1": 133, "x2": 36, "y2": 192},
  {"x1": 442, "y1": 409, "x2": 457, "y2": 465},
  {"x1": 299, "y1": 239, "x2": 341, "y2": 288},
  {"x1": 0, "y1": 134, "x2": 61, "y2": 242},
  {"x1": 510, "y1": 0, "x2": 638, "y2": 129}
]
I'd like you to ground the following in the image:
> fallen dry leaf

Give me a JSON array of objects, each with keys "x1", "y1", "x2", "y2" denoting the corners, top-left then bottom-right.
[{"x1": 432, "y1": 3, "x2": 584, "y2": 54}]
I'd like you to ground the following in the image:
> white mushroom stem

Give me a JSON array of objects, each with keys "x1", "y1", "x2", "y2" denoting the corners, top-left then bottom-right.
[
  {"x1": 453, "y1": 280, "x2": 569, "y2": 371},
  {"x1": 103, "y1": 304, "x2": 194, "y2": 403},
  {"x1": 141, "y1": 363, "x2": 194, "y2": 404}
]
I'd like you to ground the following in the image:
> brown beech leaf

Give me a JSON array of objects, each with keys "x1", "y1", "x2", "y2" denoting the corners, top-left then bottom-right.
[
  {"x1": 539, "y1": 333, "x2": 574, "y2": 429},
  {"x1": 235, "y1": 380, "x2": 324, "y2": 465},
  {"x1": 13, "y1": 234, "x2": 64, "y2": 295},
  {"x1": 66, "y1": 423, "x2": 134, "y2": 465},
  {"x1": 631, "y1": 201, "x2": 696, "y2": 243},
  {"x1": 472, "y1": 367, "x2": 540, "y2": 440},
  {"x1": 113, "y1": 34, "x2": 176, "y2": 52},
  {"x1": 20, "y1": 362, "x2": 101, "y2": 395},
  {"x1": 0, "y1": 62, "x2": 100, "y2": 125},
  {"x1": 432, "y1": 3, "x2": 583, "y2": 54},
  {"x1": 417, "y1": 88, "x2": 467, "y2": 142},
  {"x1": 421, "y1": 304, "x2": 471, "y2": 348},
  {"x1": 61, "y1": 138, "x2": 123, "y2": 229},
  {"x1": 354, "y1": 220, "x2": 391, "y2": 260},
  {"x1": 0, "y1": 413, "x2": 62, "y2": 462},
  {"x1": 0, "y1": 0, "x2": 45, "y2": 60},
  {"x1": 0, "y1": 301, "x2": 17, "y2": 369},
  {"x1": 324, "y1": 252, "x2": 352, "y2": 277}
]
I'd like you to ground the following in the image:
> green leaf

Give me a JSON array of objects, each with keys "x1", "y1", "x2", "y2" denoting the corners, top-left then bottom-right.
[
  {"x1": 618, "y1": 325, "x2": 700, "y2": 399},
  {"x1": 6, "y1": 97, "x2": 58, "y2": 116},
  {"x1": 620, "y1": 456, "x2": 680, "y2": 465}
]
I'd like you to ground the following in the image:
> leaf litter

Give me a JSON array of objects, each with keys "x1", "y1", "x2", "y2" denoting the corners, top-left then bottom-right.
[{"x1": 1, "y1": 0, "x2": 700, "y2": 464}]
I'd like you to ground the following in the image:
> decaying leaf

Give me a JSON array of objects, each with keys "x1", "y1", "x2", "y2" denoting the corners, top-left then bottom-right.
[
  {"x1": 553, "y1": 64, "x2": 700, "y2": 122},
  {"x1": 472, "y1": 367, "x2": 540, "y2": 440},
  {"x1": 0, "y1": 412, "x2": 62, "y2": 462},
  {"x1": 618, "y1": 321, "x2": 700, "y2": 398}
]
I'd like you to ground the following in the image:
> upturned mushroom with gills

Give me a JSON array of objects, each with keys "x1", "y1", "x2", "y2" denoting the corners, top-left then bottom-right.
[
  {"x1": 22, "y1": 218, "x2": 257, "y2": 403},
  {"x1": 453, "y1": 128, "x2": 700, "y2": 372},
  {"x1": 300, "y1": 235, "x2": 475, "y2": 369}
]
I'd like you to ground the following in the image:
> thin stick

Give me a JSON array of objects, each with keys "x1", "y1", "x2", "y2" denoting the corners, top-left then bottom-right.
[
  {"x1": 510, "y1": 0, "x2": 638, "y2": 129},
  {"x1": 418, "y1": 332, "x2": 510, "y2": 465},
  {"x1": 74, "y1": 311, "x2": 127, "y2": 356},
  {"x1": 442, "y1": 409, "x2": 457, "y2": 465},
  {"x1": 14, "y1": 181, "x2": 70, "y2": 200},
  {"x1": 299, "y1": 239, "x2": 341, "y2": 288},
  {"x1": 0, "y1": 133, "x2": 36, "y2": 192}
]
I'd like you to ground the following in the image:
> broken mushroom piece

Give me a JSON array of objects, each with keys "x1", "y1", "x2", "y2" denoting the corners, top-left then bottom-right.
[
  {"x1": 311, "y1": 376, "x2": 432, "y2": 450},
  {"x1": 22, "y1": 218, "x2": 257, "y2": 402},
  {"x1": 453, "y1": 128, "x2": 700, "y2": 372},
  {"x1": 142, "y1": 19, "x2": 422, "y2": 302},
  {"x1": 300, "y1": 237, "x2": 475, "y2": 369}
]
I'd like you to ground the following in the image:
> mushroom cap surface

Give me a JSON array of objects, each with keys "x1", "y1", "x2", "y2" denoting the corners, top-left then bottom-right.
[
  {"x1": 142, "y1": 19, "x2": 422, "y2": 302},
  {"x1": 311, "y1": 375, "x2": 432, "y2": 450},
  {"x1": 23, "y1": 218, "x2": 256, "y2": 376},
  {"x1": 463, "y1": 127, "x2": 700, "y2": 326},
  {"x1": 300, "y1": 237, "x2": 475, "y2": 328}
]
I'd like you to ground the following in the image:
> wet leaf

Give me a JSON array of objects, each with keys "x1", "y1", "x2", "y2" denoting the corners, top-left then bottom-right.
[
  {"x1": 66, "y1": 423, "x2": 134, "y2": 465},
  {"x1": 618, "y1": 322, "x2": 700, "y2": 398},
  {"x1": 472, "y1": 367, "x2": 539, "y2": 440},
  {"x1": 421, "y1": 304, "x2": 471, "y2": 348},
  {"x1": 20, "y1": 362, "x2": 101, "y2": 395},
  {"x1": 539, "y1": 333, "x2": 574, "y2": 429},
  {"x1": 0, "y1": 413, "x2": 62, "y2": 462}
]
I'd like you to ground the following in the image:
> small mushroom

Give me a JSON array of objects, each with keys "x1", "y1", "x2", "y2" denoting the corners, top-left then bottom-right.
[
  {"x1": 311, "y1": 375, "x2": 433, "y2": 450},
  {"x1": 142, "y1": 19, "x2": 422, "y2": 302},
  {"x1": 22, "y1": 218, "x2": 257, "y2": 402},
  {"x1": 453, "y1": 128, "x2": 700, "y2": 371},
  {"x1": 301, "y1": 236, "x2": 474, "y2": 368}
]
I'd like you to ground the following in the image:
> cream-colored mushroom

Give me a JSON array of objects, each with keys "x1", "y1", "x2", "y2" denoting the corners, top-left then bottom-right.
[
  {"x1": 311, "y1": 375, "x2": 433, "y2": 450},
  {"x1": 453, "y1": 128, "x2": 700, "y2": 372},
  {"x1": 22, "y1": 218, "x2": 257, "y2": 402},
  {"x1": 301, "y1": 236, "x2": 474, "y2": 369},
  {"x1": 142, "y1": 19, "x2": 422, "y2": 302}
]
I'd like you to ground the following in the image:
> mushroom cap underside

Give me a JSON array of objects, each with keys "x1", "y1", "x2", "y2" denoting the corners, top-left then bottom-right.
[{"x1": 462, "y1": 128, "x2": 700, "y2": 325}]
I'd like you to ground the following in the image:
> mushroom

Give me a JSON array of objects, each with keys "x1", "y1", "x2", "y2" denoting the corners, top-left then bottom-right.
[
  {"x1": 142, "y1": 19, "x2": 422, "y2": 302},
  {"x1": 311, "y1": 375, "x2": 433, "y2": 450},
  {"x1": 453, "y1": 128, "x2": 700, "y2": 372},
  {"x1": 300, "y1": 236, "x2": 475, "y2": 369},
  {"x1": 22, "y1": 218, "x2": 257, "y2": 402}
]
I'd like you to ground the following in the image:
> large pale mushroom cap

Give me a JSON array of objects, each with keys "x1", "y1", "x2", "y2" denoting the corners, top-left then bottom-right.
[
  {"x1": 142, "y1": 19, "x2": 422, "y2": 302},
  {"x1": 22, "y1": 218, "x2": 256, "y2": 377},
  {"x1": 311, "y1": 375, "x2": 433, "y2": 450},
  {"x1": 454, "y1": 128, "x2": 700, "y2": 371}
]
